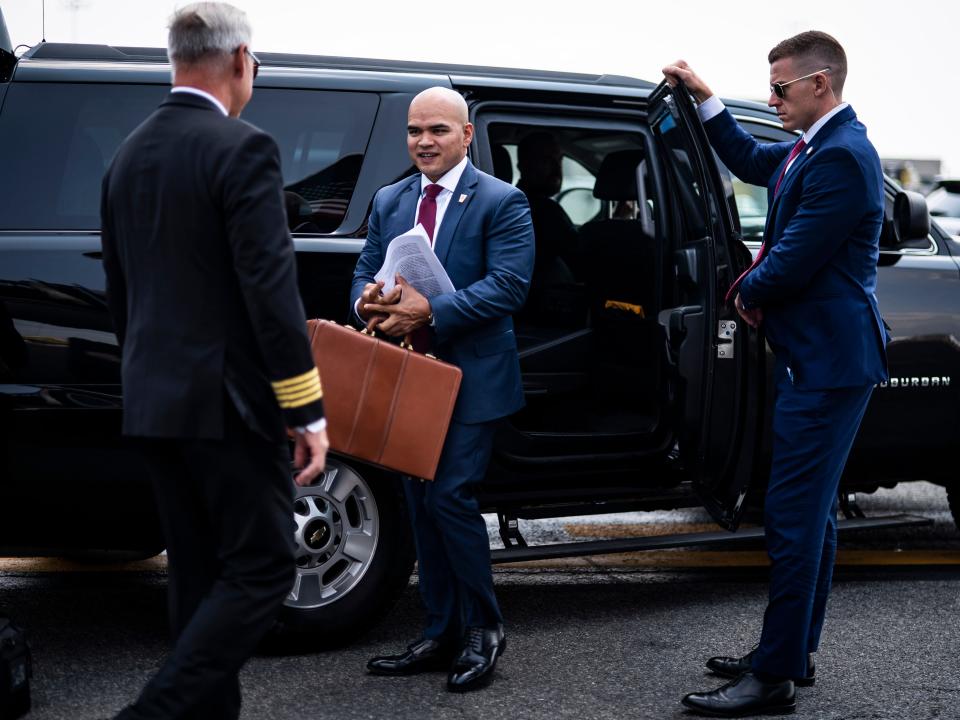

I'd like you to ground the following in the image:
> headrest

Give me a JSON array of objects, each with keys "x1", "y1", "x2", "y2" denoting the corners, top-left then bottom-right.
[
  {"x1": 491, "y1": 144, "x2": 513, "y2": 184},
  {"x1": 593, "y1": 149, "x2": 644, "y2": 201}
]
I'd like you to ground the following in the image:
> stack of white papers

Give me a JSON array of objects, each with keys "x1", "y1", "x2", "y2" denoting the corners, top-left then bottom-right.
[{"x1": 374, "y1": 224, "x2": 455, "y2": 298}]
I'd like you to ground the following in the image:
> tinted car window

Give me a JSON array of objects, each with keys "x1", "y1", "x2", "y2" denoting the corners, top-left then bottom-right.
[
  {"x1": 244, "y1": 89, "x2": 378, "y2": 233},
  {"x1": 0, "y1": 83, "x2": 167, "y2": 230},
  {"x1": 654, "y1": 113, "x2": 708, "y2": 239},
  {"x1": 0, "y1": 83, "x2": 377, "y2": 233}
]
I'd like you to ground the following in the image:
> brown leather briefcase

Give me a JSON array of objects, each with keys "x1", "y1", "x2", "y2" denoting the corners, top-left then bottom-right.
[{"x1": 306, "y1": 319, "x2": 462, "y2": 481}]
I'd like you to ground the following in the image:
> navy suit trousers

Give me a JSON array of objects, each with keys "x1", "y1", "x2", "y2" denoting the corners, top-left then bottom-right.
[
  {"x1": 404, "y1": 419, "x2": 502, "y2": 640},
  {"x1": 751, "y1": 367, "x2": 873, "y2": 679}
]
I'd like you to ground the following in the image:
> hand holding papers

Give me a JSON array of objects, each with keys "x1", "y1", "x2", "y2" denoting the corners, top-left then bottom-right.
[
  {"x1": 363, "y1": 225, "x2": 454, "y2": 338},
  {"x1": 374, "y1": 224, "x2": 455, "y2": 299}
]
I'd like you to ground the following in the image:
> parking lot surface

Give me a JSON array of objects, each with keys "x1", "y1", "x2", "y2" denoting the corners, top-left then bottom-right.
[{"x1": 1, "y1": 482, "x2": 957, "y2": 720}]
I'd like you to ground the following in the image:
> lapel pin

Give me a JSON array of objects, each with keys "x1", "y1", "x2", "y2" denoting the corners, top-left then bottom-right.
[
  {"x1": 459, "y1": 194, "x2": 467, "y2": 204},
  {"x1": 806, "y1": 146, "x2": 814, "y2": 155}
]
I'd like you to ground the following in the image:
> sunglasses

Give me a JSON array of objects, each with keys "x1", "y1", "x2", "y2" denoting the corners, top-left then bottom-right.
[
  {"x1": 771, "y1": 67, "x2": 830, "y2": 99},
  {"x1": 241, "y1": 47, "x2": 260, "y2": 79}
]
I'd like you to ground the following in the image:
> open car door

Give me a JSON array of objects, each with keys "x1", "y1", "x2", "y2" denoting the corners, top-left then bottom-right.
[{"x1": 647, "y1": 80, "x2": 762, "y2": 530}]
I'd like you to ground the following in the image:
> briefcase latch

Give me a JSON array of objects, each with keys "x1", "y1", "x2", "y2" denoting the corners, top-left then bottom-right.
[{"x1": 717, "y1": 320, "x2": 736, "y2": 359}]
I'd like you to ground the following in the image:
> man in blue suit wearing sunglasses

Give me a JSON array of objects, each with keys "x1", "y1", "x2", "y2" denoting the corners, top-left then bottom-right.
[{"x1": 664, "y1": 30, "x2": 888, "y2": 717}]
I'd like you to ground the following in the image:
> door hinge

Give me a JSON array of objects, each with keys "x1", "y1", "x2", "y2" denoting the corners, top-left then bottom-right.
[{"x1": 717, "y1": 320, "x2": 736, "y2": 359}]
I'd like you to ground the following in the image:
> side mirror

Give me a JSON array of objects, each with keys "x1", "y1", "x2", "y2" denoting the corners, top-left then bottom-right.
[{"x1": 893, "y1": 190, "x2": 930, "y2": 244}]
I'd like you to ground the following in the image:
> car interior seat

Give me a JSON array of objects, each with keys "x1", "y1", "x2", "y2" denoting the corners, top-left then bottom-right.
[{"x1": 578, "y1": 149, "x2": 662, "y2": 420}]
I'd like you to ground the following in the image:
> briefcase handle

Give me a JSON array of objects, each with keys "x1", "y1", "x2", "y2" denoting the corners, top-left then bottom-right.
[
  {"x1": 360, "y1": 323, "x2": 410, "y2": 349},
  {"x1": 360, "y1": 322, "x2": 436, "y2": 359}
]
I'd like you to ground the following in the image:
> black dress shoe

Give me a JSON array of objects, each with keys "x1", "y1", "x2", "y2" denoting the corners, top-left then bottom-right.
[
  {"x1": 367, "y1": 637, "x2": 457, "y2": 676},
  {"x1": 446, "y1": 625, "x2": 506, "y2": 692},
  {"x1": 706, "y1": 648, "x2": 815, "y2": 687},
  {"x1": 682, "y1": 672, "x2": 796, "y2": 717}
]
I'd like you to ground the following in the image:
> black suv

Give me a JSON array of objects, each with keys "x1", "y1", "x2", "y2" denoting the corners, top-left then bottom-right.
[{"x1": 2, "y1": 35, "x2": 958, "y2": 643}]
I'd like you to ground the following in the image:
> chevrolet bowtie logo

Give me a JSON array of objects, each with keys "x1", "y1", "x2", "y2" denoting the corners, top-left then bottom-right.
[{"x1": 310, "y1": 528, "x2": 326, "y2": 545}]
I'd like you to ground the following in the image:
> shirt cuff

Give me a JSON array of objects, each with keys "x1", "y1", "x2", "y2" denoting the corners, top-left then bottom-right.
[
  {"x1": 697, "y1": 95, "x2": 725, "y2": 123},
  {"x1": 295, "y1": 418, "x2": 327, "y2": 434}
]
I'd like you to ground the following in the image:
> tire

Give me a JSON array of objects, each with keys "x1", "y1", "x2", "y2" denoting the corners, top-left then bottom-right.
[
  {"x1": 948, "y1": 481, "x2": 960, "y2": 533},
  {"x1": 273, "y1": 456, "x2": 415, "y2": 647}
]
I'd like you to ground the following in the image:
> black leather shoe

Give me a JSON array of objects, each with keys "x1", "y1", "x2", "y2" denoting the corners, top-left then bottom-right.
[
  {"x1": 367, "y1": 637, "x2": 457, "y2": 676},
  {"x1": 446, "y1": 625, "x2": 506, "y2": 692},
  {"x1": 682, "y1": 672, "x2": 796, "y2": 717},
  {"x1": 706, "y1": 648, "x2": 815, "y2": 687}
]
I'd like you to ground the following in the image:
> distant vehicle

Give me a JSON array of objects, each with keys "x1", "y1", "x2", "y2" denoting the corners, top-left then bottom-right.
[{"x1": 927, "y1": 179, "x2": 960, "y2": 238}]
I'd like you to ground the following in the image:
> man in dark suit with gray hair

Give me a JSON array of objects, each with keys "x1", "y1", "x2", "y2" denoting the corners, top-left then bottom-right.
[{"x1": 101, "y1": 3, "x2": 328, "y2": 717}]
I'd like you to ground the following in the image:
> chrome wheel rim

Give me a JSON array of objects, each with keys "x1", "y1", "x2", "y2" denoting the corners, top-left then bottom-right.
[{"x1": 285, "y1": 459, "x2": 379, "y2": 610}]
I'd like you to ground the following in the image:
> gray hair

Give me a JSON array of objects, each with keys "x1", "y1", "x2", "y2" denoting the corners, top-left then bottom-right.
[{"x1": 167, "y1": 2, "x2": 251, "y2": 67}]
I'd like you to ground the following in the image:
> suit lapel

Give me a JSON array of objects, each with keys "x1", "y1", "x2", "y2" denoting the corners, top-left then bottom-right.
[
  {"x1": 766, "y1": 142, "x2": 811, "y2": 222},
  {"x1": 390, "y1": 175, "x2": 421, "y2": 238},
  {"x1": 765, "y1": 105, "x2": 857, "y2": 230},
  {"x1": 434, "y1": 162, "x2": 479, "y2": 266}
]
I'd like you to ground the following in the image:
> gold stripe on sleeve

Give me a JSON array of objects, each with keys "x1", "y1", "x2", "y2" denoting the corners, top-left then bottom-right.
[
  {"x1": 276, "y1": 381, "x2": 324, "y2": 404},
  {"x1": 277, "y1": 386, "x2": 324, "y2": 409},
  {"x1": 272, "y1": 367, "x2": 324, "y2": 408},
  {"x1": 271, "y1": 367, "x2": 321, "y2": 392}
]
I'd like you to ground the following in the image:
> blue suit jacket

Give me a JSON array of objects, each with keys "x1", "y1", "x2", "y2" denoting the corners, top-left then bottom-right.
[
  {"x1": 351, "y1": 161, "x2": 535, "y2": 424},
  {"x1": 705, "y1": 105, "x2": 889, "y2": 389}
]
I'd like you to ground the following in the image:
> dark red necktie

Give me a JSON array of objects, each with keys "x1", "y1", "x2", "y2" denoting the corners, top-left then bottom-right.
[
  {"x1": 416, "y1": 183, "x2": 443, "y2": 244},
  {"x1": 410, "y1": 184, "x2": 443, "y2": 352},
  {"x1": 725, "y1": 138, "x2": 806, "y2": 305}
]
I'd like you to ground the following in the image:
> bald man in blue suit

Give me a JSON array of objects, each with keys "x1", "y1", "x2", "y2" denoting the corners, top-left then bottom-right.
[
  {"x1": 665, "y1": 30, "x2": 888, "y2": 717},
  {"x1": 352, "y1": 87, "x2": 534, "y2": 693}
]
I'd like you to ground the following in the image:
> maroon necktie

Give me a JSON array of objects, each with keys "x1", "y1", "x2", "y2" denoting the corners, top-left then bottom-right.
[
  {"x1": 416, "y1": 183, "x2": 443, "y2": 244},
  {"x1": 725, "y1": 138, "x2": 807, "y2": 305},
  {"x1": 410, "y1": 184, "x2": 443, "y2": 352}
]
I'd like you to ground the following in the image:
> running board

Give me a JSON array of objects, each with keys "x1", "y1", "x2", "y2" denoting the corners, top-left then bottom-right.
[{"x1": 490, "y1": 514, "x2": 931, "y2": 564}]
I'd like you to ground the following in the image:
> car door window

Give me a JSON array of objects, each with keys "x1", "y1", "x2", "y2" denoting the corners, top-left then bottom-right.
[
  {"x1": 653, "y1": 112, "x2": 710, "y2": 242},
  {"x1": 557, "y1": 156, "x2": 600, "y2": 225},
  {"x1": 238, "y1": 89, "x2": 378, "y2": 234},
  {"x1": 0, "y1": 83, "x2": 378, "y2": 235}
]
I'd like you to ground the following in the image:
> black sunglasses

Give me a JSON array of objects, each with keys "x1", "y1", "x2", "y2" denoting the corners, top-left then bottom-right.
[
  {"x1": 241, "y1": 47, "x2": 260, "y2": 79},
  {"x1": 771, "y1": 67, "x2": 830, "y2": 99}
]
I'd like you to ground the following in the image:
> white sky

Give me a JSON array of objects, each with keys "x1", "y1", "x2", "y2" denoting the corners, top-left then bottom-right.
[{"x1": 4, "y1": 0, "x2": 958, "y2": 175}]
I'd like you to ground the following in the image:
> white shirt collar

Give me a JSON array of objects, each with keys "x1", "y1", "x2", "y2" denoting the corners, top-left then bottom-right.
[
  {"x1": 803, "y1": 103, "x2": 849, "y2": 144},
  {"x1": 421, "y1": 155, "x2": 469, "y2": 196},
  {"x1": 170, "y1": 86, "x2": 229, "y2": 117}
]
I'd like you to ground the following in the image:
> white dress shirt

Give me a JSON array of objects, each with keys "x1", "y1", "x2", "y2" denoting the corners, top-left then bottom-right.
[
  {"x1": 354, "y1": 155, "x2": 469, "y2": 323},
  {"x1": 697, "y1": 95, "x2": 850, "y2": 177},
  {"x1": 170, "y1": 86, "x2": 228, "y2": 116},
  {"x1": 415, "y1": 155, "x2": 469, "y2": 248}
]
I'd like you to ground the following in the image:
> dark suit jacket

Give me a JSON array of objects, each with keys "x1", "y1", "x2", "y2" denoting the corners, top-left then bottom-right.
[
  {"x1": 351, "y1": 161, "x2": 535, "y2": 424},
  {"x1": 101, "y1": 91, "x2": 324, "y2": 440},
  {"x1": 706, "y1": 105, "x2": 889, "y2": 389}
]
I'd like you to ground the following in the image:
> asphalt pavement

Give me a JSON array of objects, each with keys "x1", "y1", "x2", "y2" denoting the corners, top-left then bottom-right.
[{"x1": 2, "y1": 481, "x2": 958, "y2": 720}]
